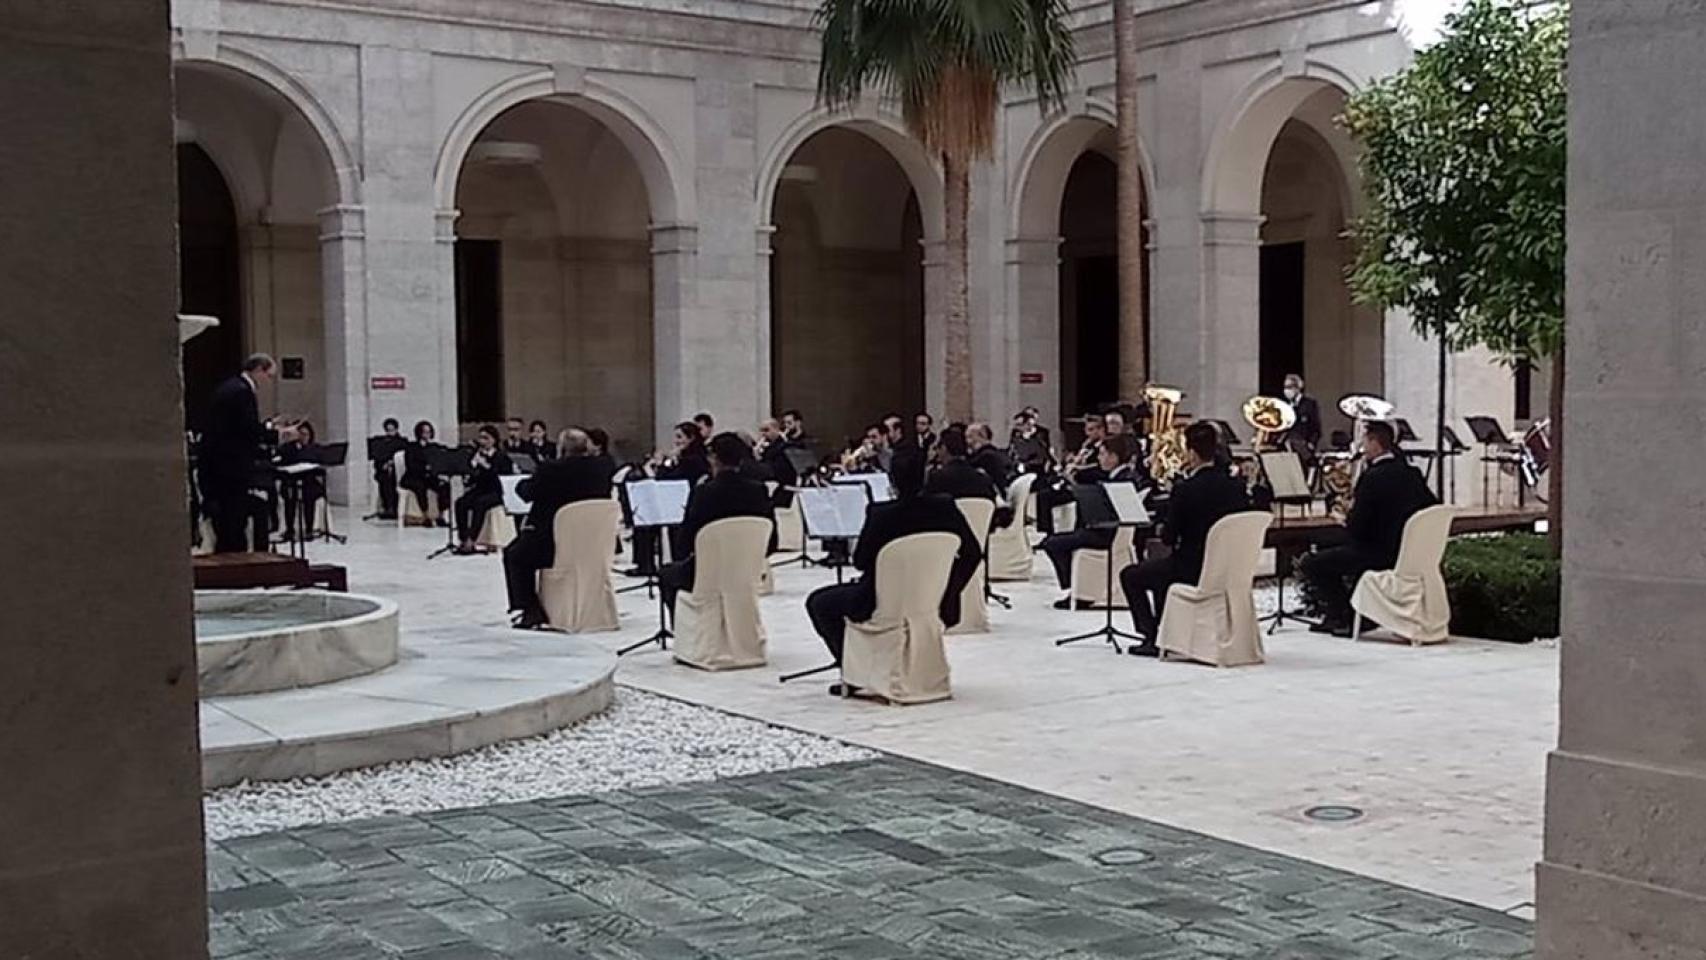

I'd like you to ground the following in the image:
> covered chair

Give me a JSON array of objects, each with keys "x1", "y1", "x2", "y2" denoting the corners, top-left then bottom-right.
[
  {"x1": 948, "y1": 498, "x2": 996, "y2": 635},
  {"x1": 774, "y1": 485, "x2": 806, "y2": 553},
  {"x1": 1157, "y1": 511, "x2": 1274, "y2": 667},
  {"x1": 397, "y1": 450, "x2": 437, "y2": 528},
  {"x1": 1352, "y1": 505, "x2": 1457, "y2": 645},
  {"x1": 1070, "y1": 525, "x2": 1139, "y2": 609},
  {"x1": 987, "y1": 473, "x2": 1037, "y2": 581},
  {"x1": 475, "y1": 506, "x2": 516, "y2": 551},
  {"x1": 842, "y1": 532, "x2": 959, "y2": 705},
  {"x1": 539, "y1": 499, "x2": 621, "y2": 633},
  {"x1": 674, "y1": 517, "x2": 772, "y2": 670}
]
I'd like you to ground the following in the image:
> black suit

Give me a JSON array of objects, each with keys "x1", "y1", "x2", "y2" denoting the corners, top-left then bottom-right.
[
  {"x1": 454, "y1": 449, "x2": 513, "y2": 542},
  {"x1": 1039, "y1": 464, "x2": 1143, "y2": 589},
  {"x1": 199, "y1": 374, "x2": 276, "y2": 552},
  {"x1": 1119, "y1": 466, "x2": 1251, "y2": 639},
  {"x1": 969, "y1": 446, "x2": 1016, "y2": 491},
  {"x1": 1287, "y1": 394, "x2": 1323, "y2": 455},
  {"x1": 805, "y1": 493, "x2": 982, "y2": 664},
  {"x1": 1300, "y1": 454, "x2": 1438, "y2": 625},
  {"x1": 659, "y1": 471, "x2": 776, "y2": 612},
  {"x1": 924, "y1": 459, "x2": 998, "y2": 502},
  {"x1": 400, "y1": 440, "x2": 452, "y2": 518},
  {"x1": 503, "y1": 455, "x2": 616, "y2": 614},
  {"x1": 756, "y1": 439, "x2": 798, "y2": 506}
]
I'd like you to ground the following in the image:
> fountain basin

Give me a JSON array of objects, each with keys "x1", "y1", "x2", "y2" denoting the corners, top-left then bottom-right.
[{"x1": 195, "y1": 590, "x2": 398, "y2": 697}]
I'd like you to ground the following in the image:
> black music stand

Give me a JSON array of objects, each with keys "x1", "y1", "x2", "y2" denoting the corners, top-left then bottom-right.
[
  {"x1": 1052, "y1": 484, "x2": 1146, "y2": 654},
  {"x1": 778, "y1": 485, "x2": 866, "y2": 685},
  {"x1": 274, "y1": 463, "x2": 317, "y2": 559},
  {"x1": 617, "y1": 478, "x2": 689, "y2": 656},
  {"x1": 424, "y1": 445, "x2": 473, "y2": 559},
  {"x1": 1466, "y1": 415, "x2": 1520, "y2": 507},
  {"x1": 1254, "y1": 451, "x2": 1318, "y2": 633},
  {"x1": 362, "y1": 434, "x2": 408, "y2": 520}
]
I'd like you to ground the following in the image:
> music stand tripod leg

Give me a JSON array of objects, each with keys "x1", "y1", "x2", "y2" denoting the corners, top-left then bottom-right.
[{"x1": 617, "y1": 532, "x2": 671, "y2": 656}]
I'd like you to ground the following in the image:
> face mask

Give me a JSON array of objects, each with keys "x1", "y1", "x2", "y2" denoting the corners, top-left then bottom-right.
[{"x1": 1283, "y1": 387, "x2": 1299, "y2": 400}]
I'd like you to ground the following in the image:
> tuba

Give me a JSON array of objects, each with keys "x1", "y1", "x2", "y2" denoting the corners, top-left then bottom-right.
[
  {"x1": 1241, "y1": 395, "x2": 1296, "y2": 449},
  {"x1": 1143, "y1": 385, "x2": 1187, "y2": 485}
]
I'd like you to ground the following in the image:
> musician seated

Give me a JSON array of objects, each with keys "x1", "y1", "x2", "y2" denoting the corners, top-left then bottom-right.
[
  {"x1": 627, "y1": 421, "x2": 711, "y2": 577},
  {"x1": 1118, "y1": 423, "x2": 1250, "y2": 655},
  {"x1": 840, "y1": 425, "x2": 886, "y2": 475},
  {"x1": 504, "y1": 429, "x2": 617, "y2": 629},
  {"x1": 658, "y1": 433, "x2": 776, "y2": 614},
  {"x1": 275, "y1": 420, "x2": 327, "y2": 541},
  {"x1": 502, "y1": 417, "x2": 528, "y2": 456},
  {"x1": 755, "y1": 418, "x2": 798, "y2": 506},
  {"x1": 912, "y1": 412, "x2": 938, "y2": 453},
  {"x1": 586, "y1": 427, "x2": 616, "y2": 475},
  {"x1": 1283, "y1": 373, "x2": 1323, "y2": 460},
  {"x1": 1039, "y1": 434, "x2": 1144, "y2": 609},
  {"x1": 804, "y1": 448, "x2": 982, "y2": 692},
  {"x1": 1036, "y1": 413, "x2": 1106, "y2": 536},
  {"x1": 965, "y1": 422, "x2": 1016, "y2": 491},
  {"x1": 693, "y1": 411, "x2": 715, "y2": 436},
  {"x1": 373, "y1": 417, "x2": 403, "y2": 519},
  {"x1": 925, "y1": 428, "x2": 998, "y2": 501},
  {"x1": 452, "y1": 424, "x2": 514, "y2": 554},
  {"x1": 1298, "y1": 420, "x2": 1438, "y2": 636},
  {"x1": 400, "y1": 419, "x2": 451, "y2": 524},
  {"x1": 1007, "y1": 408, "x2": 1052, "y2": 474},
  {"x1": 526, "y1": 420, "x2": 557, "y2": 464}
]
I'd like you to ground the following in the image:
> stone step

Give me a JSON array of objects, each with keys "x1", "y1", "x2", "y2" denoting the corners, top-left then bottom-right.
[{"x1": 200, "y1": 627, "x2": 616, "y2": 788}]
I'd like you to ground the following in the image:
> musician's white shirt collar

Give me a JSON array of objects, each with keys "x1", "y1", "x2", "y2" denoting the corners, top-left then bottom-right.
[
  {"x1": 241, "y1": 372, "x2": 257, "y2": 392},
  {"x1": 1370, "y1": 451, "x2": 1396, "y2": 465}
]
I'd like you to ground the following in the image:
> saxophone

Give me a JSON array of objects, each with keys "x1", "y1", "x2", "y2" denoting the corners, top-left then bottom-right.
[{"x1": 1144, "y1": 385, "x2": 1187, "y2": 486}]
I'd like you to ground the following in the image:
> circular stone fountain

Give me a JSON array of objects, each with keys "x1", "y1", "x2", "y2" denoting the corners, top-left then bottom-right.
[{"x1": 195, "y1": 590, "x2": 399, "y2": 697}]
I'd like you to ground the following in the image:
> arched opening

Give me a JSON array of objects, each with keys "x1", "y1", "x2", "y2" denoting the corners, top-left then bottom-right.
[
  {"x1": 177, "y1": 143, "x2": 243, "y2": 432},
  {"x1": 173, "y1": 61, "x2": 339, "y2": 433},
  {"x1": 1256, "y1": 85, "x2": 1380, "y2": 432},
  {"x1": 1057, "y1": 148, "x2": 1150, "y2": 433},
  {"x1": 769, "y1": 127, "x2": 925, "y2": 450},
  {"x1": 452, "y1": 99, "x2": 654, "y2": 451}
]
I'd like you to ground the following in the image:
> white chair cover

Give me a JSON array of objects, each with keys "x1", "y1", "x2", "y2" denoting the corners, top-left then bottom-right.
[
  {"x1": 1352, "y1": 505, "x2": 1456, "y2": 645},
  {"x1": 539, "y1": 500, "x2": 621, "y2": 633},
  {"x1": 476, "y1": 506, "x2": 516, "y2": 550},
  {"x1": 757, "y1": 561, "x2": 775, "y2": 596},
  {"x1": 776, "y1": 494, "x2": 806, "y2": 553},
  {"x1": 843, "y1": 532, "x2": 959, "y2": 704},
  {"x1": 674, "y1": 517, "x2": 772, "y2": 670},
  {"x1": 948, "y1": 498, "x2": 996, "y2": 635},
  {"x1": 987, "y1": 473, "x2": 1037, "y2": 582},
  {"x1": 1071, "y1": 525, "x2": 1138, "y2": 608},
  {"x1": 1157, "y1": 511, "x2": 1274, "y2": 667}
]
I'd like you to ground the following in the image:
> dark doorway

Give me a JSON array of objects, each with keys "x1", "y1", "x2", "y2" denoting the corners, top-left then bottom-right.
[
  {"x1": 1073, "y1": 256, "x2": 1120, "y2": 416},
  {"x1": 1259, "y1": 242, "x2": 1306, "y2": 396},
  {"x1": 455, "y1": 239, "x2": 504, "y2": 424},
  {"x1": 177, "y1": 143, "x2": 244, "y2": 433}
]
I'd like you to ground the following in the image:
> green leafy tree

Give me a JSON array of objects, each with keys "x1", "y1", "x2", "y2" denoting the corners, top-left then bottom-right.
[
  {"x1": 1342, "y1": 0, "x2": 1566, "y2": 551},
  {"x1": 816, "y1": 0, "x2": 1076, "y2": 422}
]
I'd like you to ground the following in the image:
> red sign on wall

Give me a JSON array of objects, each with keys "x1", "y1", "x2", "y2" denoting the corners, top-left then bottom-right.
[
  {"x1": 1019, "y1": 371, "x2": 1045, "y2": 385},
  {"x1": 370, "y1": 375, "x2": 407, "y2": 390}
]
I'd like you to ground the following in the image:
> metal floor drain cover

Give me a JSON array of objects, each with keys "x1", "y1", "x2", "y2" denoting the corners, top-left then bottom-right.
[
  {"x1": 1304, "y1": 805, "x2": 1365, "y2": 823},
  {"x1": 1094, "y1": 847, "x2": 1153, "y2": 866}
]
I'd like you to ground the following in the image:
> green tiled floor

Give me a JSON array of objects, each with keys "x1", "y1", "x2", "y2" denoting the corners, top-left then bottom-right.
[{"x1": 208, "y1": 759, "x2": 1532, "y2": 959}]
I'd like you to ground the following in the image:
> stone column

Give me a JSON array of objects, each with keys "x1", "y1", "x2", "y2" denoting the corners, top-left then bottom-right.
[
  {"x1": 320, "y1": 204, "x2": 368, "y2": 505},
  {"x1": 1196, "y1": 212, "x2": 1264, "y2": 423},
  {"x1": 754, "y1": 224, "x2": 777, "y2": 419},
  {"x1": 650, "y1": 223, "x2": 699, "y2": 446},
  {"x1": 1006, "y1": 235, "x2": 1062, "y2": 434},
  {"x1": 0, "y1": 1, "x2": 208, "y2": 956},
  {"x1": 1536, "y1": 4, "x2": 1706, "y2": 954}
]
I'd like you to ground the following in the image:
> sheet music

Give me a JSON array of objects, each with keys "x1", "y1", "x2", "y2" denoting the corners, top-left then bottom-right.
[
  {"x1": 1103, "y1": 482, "x2": 1151, "y2": 525},
  {"x1": 500, "y1": 474, "x2": 530, "y2": 515},
  {"x1": 628, "y1": 478, "x2": 690, "y2": 527},
  {"x1": 797, "y1": 486, "x2": 868, "y2": 539},
  {"x1": 276, "y1": 462, "x2": 321, "y2": 476},
  {"x1": 831, "y1": 473, "x2": 893, "y2": 503}
]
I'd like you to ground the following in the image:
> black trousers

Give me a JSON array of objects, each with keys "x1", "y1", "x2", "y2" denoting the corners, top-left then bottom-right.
[
  {"x1": 374, "y1": 463, "x2": 399, "y2": 516},
  {"x1": 209, "y1": 485, "x2": 269, "y2": 553},
  {"x1": 282, "y1": 478, "x2": 325, "y2": 537},
  {"x1": 503, "y1": 530, "x2": 552, "y2": 614},
  {"x1": 630, "y1": 525, "x2": 686, "y2": 575},
  {"x1": 1119, "y1": 555, "x2": 1183, "y2": 640},
  {"x1": 1034, "y1": 481, "x2": 1071, "y2": 536},
  {"x1": 1040, "y1": 529, "x2": 1112, "y2": 589},
  {"x1": 806, "y1": 582, "x2": 865, "y2": 664},
  {"x1": 401, "y1": 475, "x2": 451, "y2": 516},
  {"x1": 455, "y1": 491, "x2": 504, "y2": 542},
  {"x1": 658, "y1": 559, "x2": 695, "y2": 616},
  {"x1": 1298, "y1": 545, "x2": 1379, "y2": 626}
]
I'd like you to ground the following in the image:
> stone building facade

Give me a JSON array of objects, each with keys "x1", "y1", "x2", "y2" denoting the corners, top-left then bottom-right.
[{"x1": 169, "y1": 0, "x2": 1521, "y2": 498}]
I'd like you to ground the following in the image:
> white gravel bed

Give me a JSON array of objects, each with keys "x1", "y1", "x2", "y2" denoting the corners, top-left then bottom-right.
[{"x1": 204, "y1": 687, "x2": 875, "y2": 840}]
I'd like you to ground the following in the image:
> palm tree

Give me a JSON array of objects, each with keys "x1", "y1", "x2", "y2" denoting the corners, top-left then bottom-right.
[
  {"x1": 1112, "y1": 0, "x2": 1146, "y2": 394},
  {"x1": 816, "y1": 0, "x2": 1077, "y2": 422}
]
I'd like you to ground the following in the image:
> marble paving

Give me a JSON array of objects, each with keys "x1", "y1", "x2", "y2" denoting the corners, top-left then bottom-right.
[
  {"x1": 207, "y1": 758, "x2": 1533, "y2": 959},
  {"x1": 293, "y1": 509, "x2": 1557, "y2": 914}
]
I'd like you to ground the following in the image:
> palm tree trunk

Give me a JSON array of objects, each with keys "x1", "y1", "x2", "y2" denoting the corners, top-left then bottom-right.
[
  {"x1": 942, "y1": 150, "x2": 973, "y2": 422},
  {"x1": 1114, "y1": 0, "x2": 1147, "y2": 393},
  {"x1": 1547, "y1": 342, "x2": 1564, "y2": 557}
]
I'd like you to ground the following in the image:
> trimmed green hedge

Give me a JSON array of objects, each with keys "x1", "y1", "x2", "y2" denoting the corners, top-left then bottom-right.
[{"x1": 1443, "y1": 534, "x2": 1560, "y2": 643}]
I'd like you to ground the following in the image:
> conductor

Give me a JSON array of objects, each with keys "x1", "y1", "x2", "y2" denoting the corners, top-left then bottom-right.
[
  {"x1": 199, "y1": 353, "x2": 298, "y2": 553},
  {"x1": 503, "y1": 429, "x2": 616, "y2": 629}
]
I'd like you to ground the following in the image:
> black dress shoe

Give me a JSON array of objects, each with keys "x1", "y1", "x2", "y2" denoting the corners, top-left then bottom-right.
[
  {"x1": 1127, "y1": 642, "x2": 1160, "y2": 658},
  {"x1": 1052, "y1": 597, "x2": 1079, "y2": 611},
  {"x1": 1309, "y1": 619, "x2": 1345, "y2": 635},
  {"x1": 827, "y1": 683, "x2": 858, "y2": 697},
  {"x1": 1329, "y1": 622, "x2": 1355, "y2": 638},
  {"x1": 511, "y1": 609, "x2": 548, "y2": 631}
]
